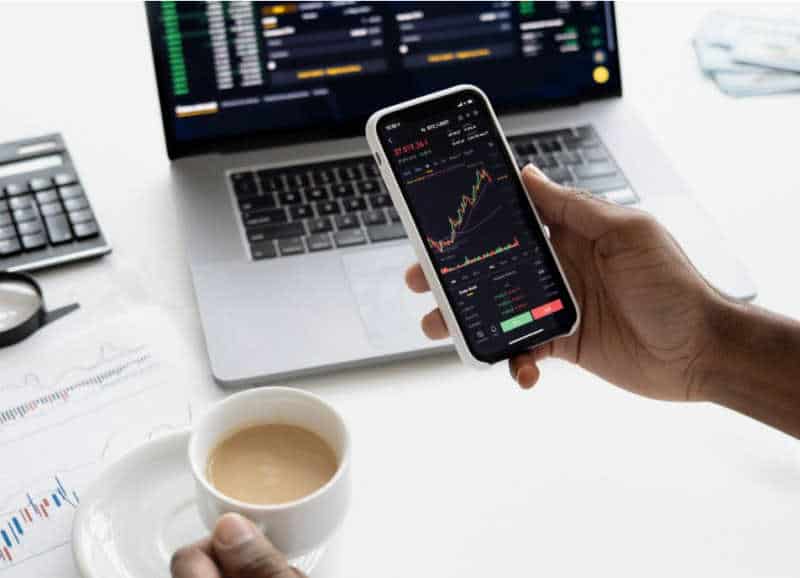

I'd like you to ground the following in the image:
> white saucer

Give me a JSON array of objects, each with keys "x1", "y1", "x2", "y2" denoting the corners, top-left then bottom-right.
[
  {"x1": 72, "y1": 430, "x2": 326, "y2": 577},
  {"x1": 72, "y1": 430, "x2": 206, "y2": 578}
]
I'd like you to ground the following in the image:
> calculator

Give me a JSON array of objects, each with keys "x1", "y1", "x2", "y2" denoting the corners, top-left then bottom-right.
[{"x1": 0, "y1": 134, "x2": 110, "y2": 272}]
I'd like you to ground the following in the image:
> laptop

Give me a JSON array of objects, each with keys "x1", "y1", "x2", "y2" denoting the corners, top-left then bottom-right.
[{"x1": 145, "y1": 1, "x2": 755, "y2": 387}]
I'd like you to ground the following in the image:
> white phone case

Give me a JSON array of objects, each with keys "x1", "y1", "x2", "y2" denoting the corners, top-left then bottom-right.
[{"x1": 365, "y1": 84, "x2": 580, "y2": 368}]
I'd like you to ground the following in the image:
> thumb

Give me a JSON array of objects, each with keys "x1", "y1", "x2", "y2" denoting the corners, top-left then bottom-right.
[
  {"x1": 211, "y1": 513, "x2": 303, "y2": 578},
  {"x1": 521, "y1": 164, "x2": 626, "y2": 240}
]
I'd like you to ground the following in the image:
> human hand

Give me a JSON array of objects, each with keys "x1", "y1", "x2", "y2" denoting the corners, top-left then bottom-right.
[
  {"x1": 171, "y1": 513, "x2": 305, "y2": 578},
  {"x1": 406, "y1": 164, "x2": 726, "y2": 401}
]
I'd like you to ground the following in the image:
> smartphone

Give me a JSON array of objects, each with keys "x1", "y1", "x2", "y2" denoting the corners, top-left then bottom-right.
[{"x1": 366, "y1": 85, "x2": 579, "y2": 367}]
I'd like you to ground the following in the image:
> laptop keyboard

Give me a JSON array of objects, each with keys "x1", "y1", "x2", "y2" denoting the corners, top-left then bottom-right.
[{"x1": 229, "y1": 125, "x2": 636, "y2": 261}]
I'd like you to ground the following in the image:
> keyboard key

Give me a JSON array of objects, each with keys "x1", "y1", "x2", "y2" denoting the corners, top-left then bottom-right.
[
  {"x1": 343, "y1": 197, "x2": 366, "y2": 212},
  {"x1": 362, "y1": 210, "x2": 387, "y2": 226},
  {"x1": 306, "y1": 187, "x2": 329, "y2": 202},
  {"x1": 278, "y1": 191, "x2": 302, "y2": 205},
  {"x1": 68, "y1": 209, "x2": 94, "y2": 224},
  {"x1": 370, "y1": 194, "x2": 392, "y2": 208},
  {"x1": 315, "y1": 200, "x2": 340, "y2": 216},
  {"x1": 573, "y1": 162, "x2": 616, "y2": 179},
  {"x1": 583, "y1": 146, "x2": 609, "y2": 162},
  {"x1": 307, "y1": 217, "x2": 332, "y2": 233},
  {"x1": 13, "y1": 207, "x2": 36, "y2": 222},
  {"x1": 0, "y1": 200, "x2": 7, "y2": 212},
  {"x1": 514, "y1": 142, "x2": 536, "y2": 156},
  {"x1": 53, "y1": 172, "x2": 77, "y2": 186},
  {"x1": 543, "y1": 166, "x2": 572, "y2": 183},
  {"x1": 363, "y1": 163, "x2": 379, "y2": 177},
  {"x1": 58, "y1": 184, "x2": 84, "y2": 200},
  {"x1": 21, "y1": 232, "x2": 46, "y2": 250},
  {"x1": 243, "y1": 208, "x2": 287, "y2": 227},
  {"x1": 537, "y1": 140, "x2": 562, "y2": 153},
  {"x1": 45, "y1": 214, "x2": 73, "y2": 244},
  {"x1": 289, "y1": 204, "x2": 313, "y2": 220},
  {"x1": 29, "y1": 177, "x2": 53, "y2": 191},
  {"x1": 532, "y1": 154, "x2": 557, "y2": 169},
  {"x1": 340, "y1": 165, "x2": 360, "y2": 181},
  {"x1": 289, "y1": 172, "x2": 310, "y2": 188},
  {"x1": 555, "y1": 151, "x2": 581, "y2": 165},
  {"x1": 331, "y1": 184, "x2": 355, "y2": 198},
  {"x1": 8, "y1": 195, "x2": 33, "y2": 210},
  {"x1": 3, "y1": 183, "x2": 25, "y2": 196},
  {"x1": 605, "y1": 188, "x2": 640, "y2": 205},
  {"x1": 335, "y1": 214, "x2": 360, "y2": 230},
  {"x1": 40, "y1": 202, "x2": 64, "y2": 217},
  {"x1": 247, "y1": 222, "x2": 304, "y2": 241},
  {"x1": 257, "y1": 170, "x2": 281, "y2": 192},
  {"x1": 278, "y1": 237, "x2": 305, "y2": 256},
  {"x1": 0, "y1": 213, "x2": 10, "y2": 226},
  {"x1": 230, "y1": 172, "x2": 258, "y2": 198},
  {"x1": 36, "y1": 189, "x2": 60, "y2": 204},
  {"x1": 333, "y1": 228, "x2": 366, "y2": 247},
  {"x1": 387, "y1": 207, "x2": 401, "y2": 222},
  {"x1": 63, "y1": 196, "x2": 89, "y2": 212},
  {"x1": 367, "y1": 223, "x2": 407, "y2": 243},
  {"x1": 307, "y1": 233, "x2": 333, "y2": 252},
  {"x1": 17, "y1": 220, "x2": 42, "y2": 236},
  {"x1": 312, "y1": 168, "x2": 334, "y2": 184},
  {"x1": 0, "y1": 225, "x2": 16, "y2": 240},
  {"x1": 575, "y1": 175, "x2": 628, "y2": 193},
  {"x1": 251, "y1": 240, "x2": 277, "y2": 260},
  {"x1": 0, "y1": 238, "x2": 21, "y2": 256},
  {"x1": 356, "y1": 180, "x2": 381, "y2": 195},
  {"x1": 238, "y1": 192, "x2": 276, "y2": 212}
]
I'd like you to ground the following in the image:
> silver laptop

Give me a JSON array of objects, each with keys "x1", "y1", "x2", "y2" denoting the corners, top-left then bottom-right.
[{"x1": 145, "y1": 1, "x2": 755, "y2": 387}]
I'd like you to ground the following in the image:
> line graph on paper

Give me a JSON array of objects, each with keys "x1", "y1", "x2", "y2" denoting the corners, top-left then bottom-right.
[
  {"x1": 0, "y1": 343, "x2": 160, "y2": 447},
  {"x1": 0, "y1": 308, "x2": 207, "y2": 574}
]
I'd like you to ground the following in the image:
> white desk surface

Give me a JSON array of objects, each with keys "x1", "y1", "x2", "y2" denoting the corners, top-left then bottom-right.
[{"x1": 1, "y1": 3, "x2": 798, "y2": 577}]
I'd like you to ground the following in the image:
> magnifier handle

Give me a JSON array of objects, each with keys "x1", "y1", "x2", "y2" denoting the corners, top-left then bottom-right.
[{"x1": 45, "y1": 303, "x2": 80, "y2": 325}]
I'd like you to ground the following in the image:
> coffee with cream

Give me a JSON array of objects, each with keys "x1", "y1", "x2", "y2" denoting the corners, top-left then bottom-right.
[{"x1": 207, "y1": 424, "x2": 338, "y2": 505}]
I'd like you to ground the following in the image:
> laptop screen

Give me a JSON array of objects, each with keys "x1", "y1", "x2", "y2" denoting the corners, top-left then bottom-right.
[{"x1": 146, "y1": 1, "x2": 621, "y2": 158}]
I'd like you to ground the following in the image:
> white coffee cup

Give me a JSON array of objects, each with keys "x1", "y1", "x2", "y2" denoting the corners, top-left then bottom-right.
[{"x1": 189, "y1": 387, "x2": 351, "y2": 561}]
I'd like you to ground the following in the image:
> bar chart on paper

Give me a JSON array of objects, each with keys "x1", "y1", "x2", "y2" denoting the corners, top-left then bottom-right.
[{"x1": 0, "y1": 308, "x2": 203, "y2": 576}]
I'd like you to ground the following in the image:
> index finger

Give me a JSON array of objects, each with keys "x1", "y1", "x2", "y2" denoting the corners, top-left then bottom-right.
[{"x1": 405, "y1": 263, "x2": 430, "y2": 293}]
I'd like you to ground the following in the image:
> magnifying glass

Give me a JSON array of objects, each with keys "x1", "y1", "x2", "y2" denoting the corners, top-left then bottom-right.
[{"x1": 0, "y1": 272, "x2": 79, "y2": 348}]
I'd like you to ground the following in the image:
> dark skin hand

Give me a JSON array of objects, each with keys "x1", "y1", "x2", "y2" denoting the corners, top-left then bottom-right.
[
  {"x1": 174, "y1": 165, "x2": 800, "y2": 578},
  {"x1": 407, "y1": 164, "x2": 800, "y2": 437}
]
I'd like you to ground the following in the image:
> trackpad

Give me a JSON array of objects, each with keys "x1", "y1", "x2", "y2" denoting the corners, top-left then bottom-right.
[{"x1": 341, "y1": 244, "x2": 440, "y2": 350}]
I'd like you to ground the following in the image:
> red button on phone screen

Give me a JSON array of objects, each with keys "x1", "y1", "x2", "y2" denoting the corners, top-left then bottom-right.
[{"x1": 531, "y1": 299, "x2": 564, "y2": 320}]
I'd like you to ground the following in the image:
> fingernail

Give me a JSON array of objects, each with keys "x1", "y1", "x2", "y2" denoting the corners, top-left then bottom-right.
[
  {"x1": 215, "y1": 513, "x2": 256, "y2": 548},
  {"x1": 523, "y1": 163, "x2": 545, "y2": 178}
]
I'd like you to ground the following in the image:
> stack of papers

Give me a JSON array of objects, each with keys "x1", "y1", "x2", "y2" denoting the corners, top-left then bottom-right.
[{"x1": 693, "y1": 11, "x2": 800, "y2": 97}]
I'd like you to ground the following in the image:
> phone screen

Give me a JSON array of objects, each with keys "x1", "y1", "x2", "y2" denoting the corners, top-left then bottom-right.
[{"x1": 377, "y1": 87, "x2": 578, "y2": 363}]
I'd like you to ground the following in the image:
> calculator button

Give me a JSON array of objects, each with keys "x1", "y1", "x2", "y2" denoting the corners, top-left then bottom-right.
[
  {"x1": 73, "y1": 220, "x2": 99, "y2": 239},
  {"x1": 21, "y1": 232, "x2": 47, "y2": 250},
  {"x1": 0, "y1": 238, "x2": 21, "y2": 256},
  {"x1": 8, "y1": 195, "x2": 33, "y2": 211},
  {"x1": 0, "y1": 225, "x2": 17, "y2": 240},
  {"x1": 53, "y1": 172, "x2": 77, "y2": 186},
  {"x1": 13, "y1": 208, "x2": 36, "y2": 222},
  {"x1": 45, "y1": 214, "x2": 73, "y2": 244},
  {"x1": 63, "y1": 196, "x2": 89, "y2": 212},
  {"x1": 3, "y1": 183, "x2": 25, "y2": 197},
  {"x1": 39, "y1": 202, "x2": 64, "y2": 217},
  {"x1": 17, "y1": 220, "x2": 43, "y2": 236},
  {"x1": 36, "y1": 189, "x2": 60, "y2": 204},
  {"x1": 68, "y1": 209, "x2": 93, "y2": 224},
  {"x1": 29, "y1": 177, "x2": 53, "y2": 192},
  {"x1": 58, "y1": 184, "x2": 84, "y2": 200}
]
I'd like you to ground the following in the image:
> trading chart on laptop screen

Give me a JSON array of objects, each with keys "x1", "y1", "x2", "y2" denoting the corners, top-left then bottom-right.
[{"x1": 147, "y1": 1, "x2": 619, "y2": 150}]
